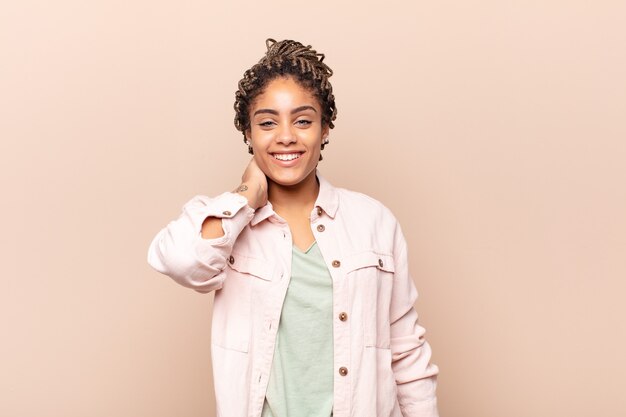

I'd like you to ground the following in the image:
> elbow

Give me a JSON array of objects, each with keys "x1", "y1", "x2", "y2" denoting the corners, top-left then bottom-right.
[
  {"x1": 146, "y1": 224, "x2": 228, "y2": 292},
  {"x1": 147, "y1": 232, "x2": 221, "y2": 288},
  {"x1": 146, "y1": 231, "x2": 195, "y2": 278}
]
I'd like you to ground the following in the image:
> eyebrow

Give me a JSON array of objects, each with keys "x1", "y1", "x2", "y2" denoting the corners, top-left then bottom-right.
[{"x1": 253, "y1": 105, "x2": 318, "y2": 117}]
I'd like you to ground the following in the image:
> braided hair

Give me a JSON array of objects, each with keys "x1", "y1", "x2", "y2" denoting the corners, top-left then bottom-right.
[{"x1": 234, "y1": 39, "x2": 337, "y2": 148}]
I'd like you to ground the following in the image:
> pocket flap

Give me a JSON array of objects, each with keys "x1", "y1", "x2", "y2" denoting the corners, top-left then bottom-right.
[
  {"x1": 226, "y1": 253, "x2": 274, "y2": 281},
  {"x1": 343, "y1": 250, "x2": 395, "y2": 274}
]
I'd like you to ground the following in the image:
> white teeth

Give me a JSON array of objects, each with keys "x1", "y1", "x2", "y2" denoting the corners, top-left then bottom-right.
[{"x1": 273, "y1": 153, "x2": 301, "y2": 161}]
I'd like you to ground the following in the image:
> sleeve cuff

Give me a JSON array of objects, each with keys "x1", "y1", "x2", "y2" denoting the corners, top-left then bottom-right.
[
  {"x1": 191, "y1": 192, "x2": 255, "y2": 256},
  {"x1": 191, "y1": 192, "x2": 251, "y2": 219}
]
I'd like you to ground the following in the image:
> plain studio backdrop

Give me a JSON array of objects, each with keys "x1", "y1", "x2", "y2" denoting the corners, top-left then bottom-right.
[{"x1": 1, "y1": 1, "x2": 625, "y2": 416}]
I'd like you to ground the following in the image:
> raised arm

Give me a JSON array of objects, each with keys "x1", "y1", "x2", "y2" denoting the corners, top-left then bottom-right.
[
  {"x1": 147, "y1": 158, "x2": 268, "y2": 293},
  {"x1": 147, "y1": 192, "x2": 253, "y2": 292}
]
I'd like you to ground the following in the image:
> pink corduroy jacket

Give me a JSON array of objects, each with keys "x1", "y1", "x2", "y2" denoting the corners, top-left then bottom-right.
[{"x1": 147, "y1": 170, "x2": 439, "y2": 417}]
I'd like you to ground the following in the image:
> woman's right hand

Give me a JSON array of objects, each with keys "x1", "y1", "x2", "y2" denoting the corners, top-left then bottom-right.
[{"x1": 236, "y1": 157, "x2": 268, "y2": 210}]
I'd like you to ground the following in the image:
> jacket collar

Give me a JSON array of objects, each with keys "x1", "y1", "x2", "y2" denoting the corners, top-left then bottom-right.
[
  {"x1": 250, "y1": 168, "x2": 339, "y2": 226},
  {"x1": 315, "y1": 170, "x2": 339, "y2": 218}
]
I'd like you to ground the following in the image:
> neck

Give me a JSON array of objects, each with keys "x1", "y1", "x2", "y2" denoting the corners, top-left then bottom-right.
[{"x1": 268, "y1": 170, "x2": 319, "y2": 217}]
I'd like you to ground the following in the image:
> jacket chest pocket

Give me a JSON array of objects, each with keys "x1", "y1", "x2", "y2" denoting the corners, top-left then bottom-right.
[
  {"x1": 211, "y1": 253, "x2": 274, "y2": 353},
  {"x1": 344, "y1": 250, "x2": 395, "y2": 349}
]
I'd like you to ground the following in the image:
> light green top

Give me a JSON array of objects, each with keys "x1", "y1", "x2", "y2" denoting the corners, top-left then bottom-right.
[{"x1": 261, "y1": 241, "x2": 334, "y2": 417}]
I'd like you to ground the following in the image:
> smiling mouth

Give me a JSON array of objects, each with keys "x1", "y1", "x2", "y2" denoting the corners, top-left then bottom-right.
[{"x1": 272, "y1": 152, "x2": 303, "y2": 161}]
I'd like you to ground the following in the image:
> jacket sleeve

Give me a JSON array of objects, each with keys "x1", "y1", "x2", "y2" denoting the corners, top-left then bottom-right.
[
  {"x1": 390, "y1": 221, "x2": 440, "y2": 417},
  {"x1": 146, "y1": 192, "x2": 255, "y2": 293}
]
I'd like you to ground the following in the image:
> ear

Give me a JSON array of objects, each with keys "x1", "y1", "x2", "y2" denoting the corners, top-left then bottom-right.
[
  {"x1": 321, "y1": 124, "x2": 330, "y2": 140},
  {"x1": 245, "y1": 129, "x2": 252, "y2": 141}
]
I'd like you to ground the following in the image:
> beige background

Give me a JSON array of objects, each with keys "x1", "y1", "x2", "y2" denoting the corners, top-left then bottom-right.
[{"x1": 1, "y1": 1, "x2": 625, "y2": 416}]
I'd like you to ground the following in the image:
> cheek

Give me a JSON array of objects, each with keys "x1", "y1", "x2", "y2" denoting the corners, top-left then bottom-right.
[{"x1": 249, "y1": 130, "x2": 272, "y2": 149}]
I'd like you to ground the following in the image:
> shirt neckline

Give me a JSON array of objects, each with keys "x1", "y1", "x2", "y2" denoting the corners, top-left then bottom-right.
[{"x1": 293, "y1": 240, "x2": 317, "y2": 255}]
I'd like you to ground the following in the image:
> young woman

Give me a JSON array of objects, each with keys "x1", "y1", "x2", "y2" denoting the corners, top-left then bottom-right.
[{"x1": 147, "y1": 39, "x2": 439, "y2": 417}]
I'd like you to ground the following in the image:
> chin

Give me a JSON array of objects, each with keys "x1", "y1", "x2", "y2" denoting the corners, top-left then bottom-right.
[
  {"x1": 267, "y1": 173, "x2": 306, "y2": 187},
  {"x1": 265, "y1": 167, "x2": 317, "y2": 187}
]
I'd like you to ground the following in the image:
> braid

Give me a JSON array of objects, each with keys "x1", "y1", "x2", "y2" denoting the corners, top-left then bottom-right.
[{"x1": 234, "y1": 39, "x2": 337, "y2": 145}]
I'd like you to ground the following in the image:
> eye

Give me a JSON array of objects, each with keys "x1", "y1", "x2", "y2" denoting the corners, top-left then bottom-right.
[
  {"x1": 258, "y1": 120, "x2": 276, "y2": 127},
  {"x1": 295, "y1": 119, "x2": 312, "y2": 126}
]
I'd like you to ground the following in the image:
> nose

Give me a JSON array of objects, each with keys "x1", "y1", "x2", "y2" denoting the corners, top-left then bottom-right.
[{"x1": 276, "y1": 122, "x2": 297, "y2": 145}]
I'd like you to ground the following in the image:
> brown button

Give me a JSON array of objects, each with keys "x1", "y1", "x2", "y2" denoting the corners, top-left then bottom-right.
[
  {"x1": 317, "y1": 224, "x2": 325, "y2": 232},
  {"x1": 316, "y1": 207, "x2": 322, "y2": 216},
  {"x1": 228, "y1": 255, "x2": 235, "y2": 264},
  {"x1": 338, "y1": 312, "x2": 348, "y2": 321},
  {"x1": 222, "y1": 210, "x2": 231, "y2": 216},
  {"x1": 339, "y1": 367, "x2": 348, "y2": 376},
  {"x1": 378, "y1": 258, "x2": 384, "y2": 268},
  {"x1": 332, "y1": 260, "x2": 341, "y2": 268}
]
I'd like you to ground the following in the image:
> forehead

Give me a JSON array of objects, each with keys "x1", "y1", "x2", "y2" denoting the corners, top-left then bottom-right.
[{"x1": 251, "y1": 76, "x2": 320, "y2": 110}]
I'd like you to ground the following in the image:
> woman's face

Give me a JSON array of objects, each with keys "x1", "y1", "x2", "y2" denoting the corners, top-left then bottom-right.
[{"x1": 246, "y1": 76, "x2": 329, "y2": 188}]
